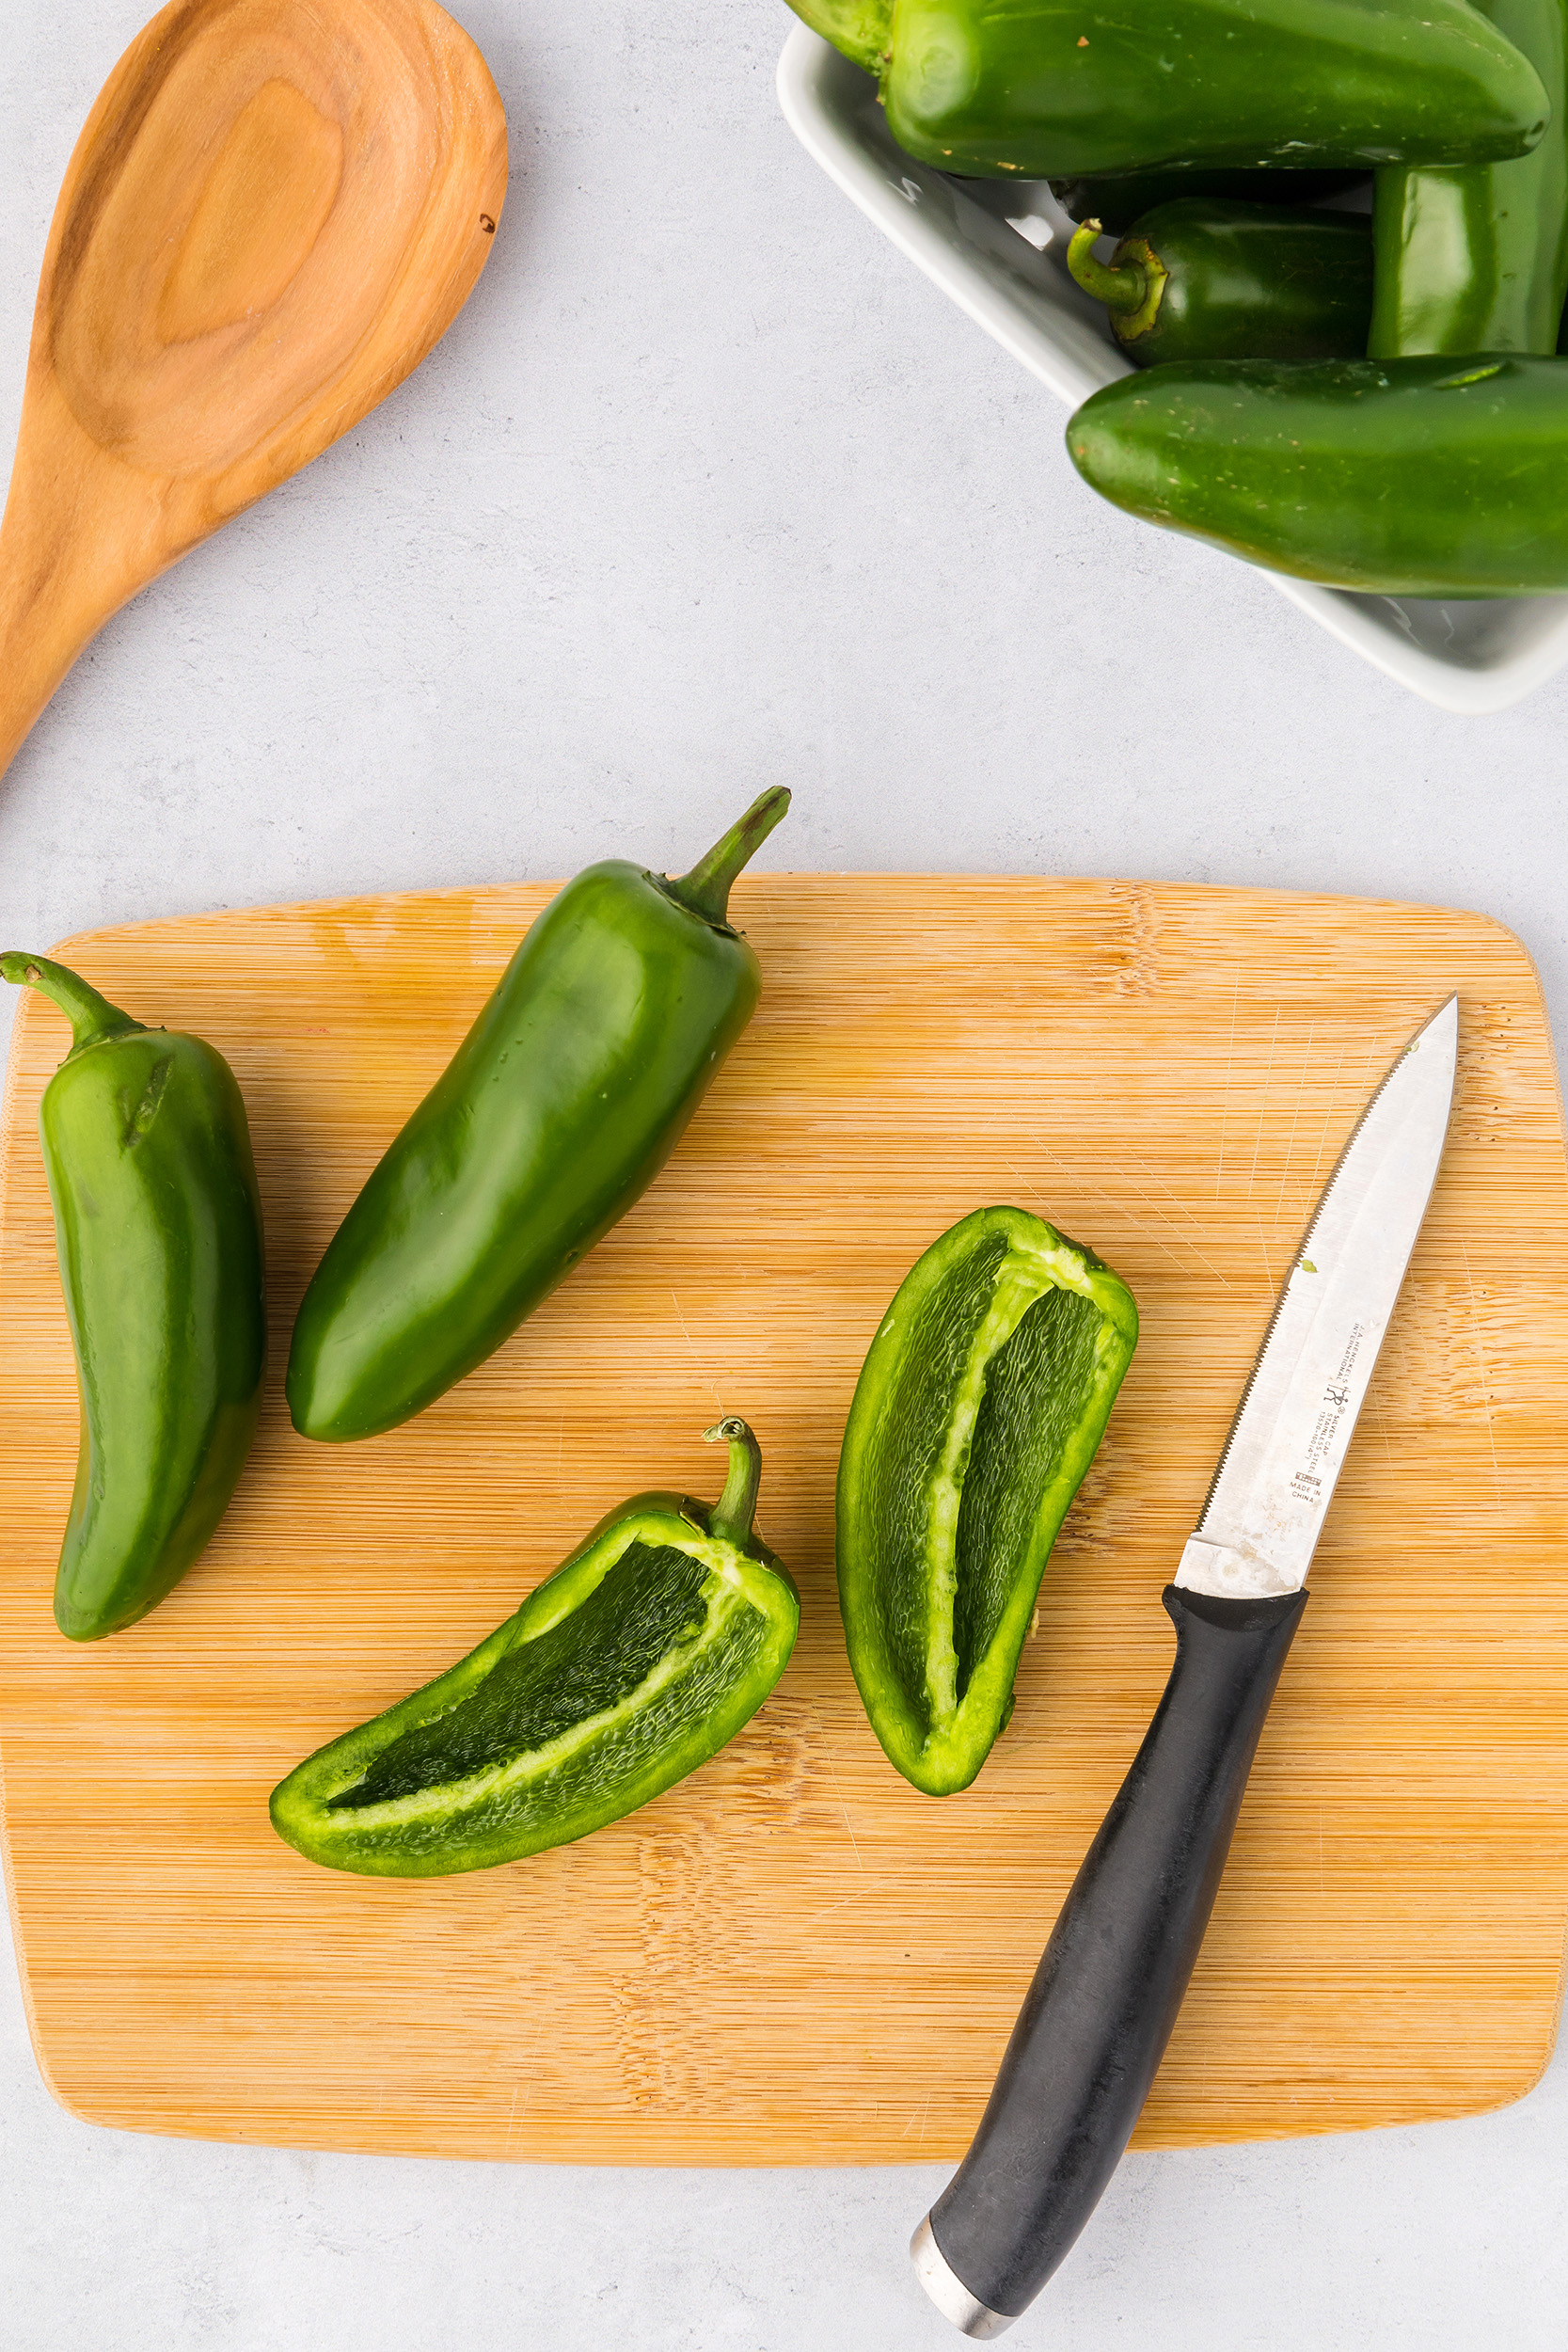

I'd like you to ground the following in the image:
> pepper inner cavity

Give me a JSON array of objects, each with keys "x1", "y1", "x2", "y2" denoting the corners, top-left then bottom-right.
[
  {"x1": 329, "y1": 1540, "x2": 712, "y2": 1808},
  {"x1": 922, "y1": 1249, "x2": 1104, "y2": 1723},
  {"x1": 952, "y1": 1280, "x2": 1103, "y2": 1697}
]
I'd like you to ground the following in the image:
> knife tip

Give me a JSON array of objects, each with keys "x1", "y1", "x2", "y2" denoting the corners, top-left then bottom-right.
[{"x1": 1417, "y1": 993, "x2": 1460, "y2": 1049}]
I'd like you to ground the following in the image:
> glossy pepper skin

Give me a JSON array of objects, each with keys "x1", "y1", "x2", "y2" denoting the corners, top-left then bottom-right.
[
  {"x1": 270, "y1": 1419, "x2": 800, "y2": 1875},
  {"x1": 1050, "y1": 169, "x2": 1365, "y2": 238},
  {"x1": 287, "y1": 789, "x2": 788, "y2": 1442},
  {"x1": 787, "y1": 0, "x2": 1549, "y2": 182},
  {"x1": 1067, "y1": 201, "x2": 1373, "y2": 366},
  {"x1": 1066, "y1": 353, "x2": 1568, "y2": 596},
  {"x1": 2, "y1": 953, "x2": 265, "y2": 1640},
  {"x1": 1371, "y1": 0, "x2": 1568, "y2": 356},
  {"x1": 837, "y1": 1207, "x2": 1137, "y2": 1796}
]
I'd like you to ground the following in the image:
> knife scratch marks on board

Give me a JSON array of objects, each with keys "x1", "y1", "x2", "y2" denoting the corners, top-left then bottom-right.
[
  {"x1": 824, "y1": 1753, "x2": 863, "y2": 1873},
  {"x1": 1349, "y1": 1028, "x2": 1385, "y2": 1166},
  {"x1": 1216, "y1": 965, "x2": 1241, "y2": 1202},
  {"x1": 1459, "y1": 1239, "x2": 1504, "y2": 1510},
  {"x1": 1303, "y1": 1038, "x2": 1350, "y2": 1231},
  {"x1": 1369, "y1": 1391, "x2": 1396, "y2": 1471},
  {"x1": 503, "y1": 2017, "x2": 546, "y2": 2150},
  {"x1": 1279, "y1": 1022, "x2": 1315, "y2": 1233},
  {"x1": 1247, "y1": 1008, "x2": 1283, "y2": 1282},
  {"x1": 669, "y1": 1288, "x2": 724, "y2": 1415},
  {"x1": 801, "y1": 1877, "x2": 895, "y2": 1929},
  {"x1": 1122, "y1": 1161, "x2": 1231, "y2": 1288},
  {"x1": 998, "y1": 1113, "x2": 1227, "y2": 1287},
  {"x1": 1245, "y1": 1006, "x2": 1282, "y2": 1201},
  {"x1": 901, "y1": 2089, "x2": 933, "y2": 2140},
  {"x1": 1019, "y1": 1139, "x2": 1190, "y2": 1283}
]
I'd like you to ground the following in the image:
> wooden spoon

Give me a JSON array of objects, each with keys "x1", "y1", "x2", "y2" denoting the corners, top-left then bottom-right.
[{"x1": 0, "y1": 0, "x2": 507, "y2": 783}]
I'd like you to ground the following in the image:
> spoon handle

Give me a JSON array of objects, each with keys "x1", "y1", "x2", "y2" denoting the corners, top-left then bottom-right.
[{"x1": 0, "y1": 381, "x2": 169, "y2": 783}]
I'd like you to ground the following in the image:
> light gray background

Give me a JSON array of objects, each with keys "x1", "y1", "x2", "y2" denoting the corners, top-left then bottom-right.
[{"x1": 3, "y1": 0, "x2": 1567, "y2": 2344}]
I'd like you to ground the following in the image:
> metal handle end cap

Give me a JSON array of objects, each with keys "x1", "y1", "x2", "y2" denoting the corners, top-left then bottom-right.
[{"x1": 910, "y1": 2214, "x2": 1015, "y2": 2338}]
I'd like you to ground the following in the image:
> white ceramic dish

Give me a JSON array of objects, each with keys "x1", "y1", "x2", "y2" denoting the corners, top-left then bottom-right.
[{"x1": 777, "y1": 24, "x2": 1568, "y2": 714}]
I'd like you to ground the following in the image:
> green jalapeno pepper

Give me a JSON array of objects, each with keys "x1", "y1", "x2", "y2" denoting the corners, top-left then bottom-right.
[
  {"x1": 1050, "y1": 170, "x2": 1365, "y2": 238},
  {"x1": 788, "y1": 0, "x2": 1549, "y2": 182},
  {"x1": 3, "y1": 953, "x2": 265, "y2": 1640},
  {"x1": 836, "y1": 1207, "x2": 1137, "y2": 1796},
  {"x1": 270, "y1": 1418, "x2": 800, "y2": 1875},
  {"x1": 1065, "y1": 353, "x2": 1568, "y2": 596},
  {"x1": 1370, "y1": 0, "x2": 1568, "y2": 356},
  {"x1": 287, "y1": 788, "x2": 789, "y2": 1443},
  {"x1": 1067, "y1": 202, "x2": 1373, "y2": 367}
]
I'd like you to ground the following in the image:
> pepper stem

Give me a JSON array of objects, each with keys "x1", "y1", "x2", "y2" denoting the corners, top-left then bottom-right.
[
  {"x1": 0, "y1": 952, "x2": 141, "y2": 1056},
  {"x1": 662, "y1": 788, "x2": 791, "y2": 928},
  {"x1": 783, "y1": 0, "x2": 893, "y2": 77},
  {"x1": 1065, "y1": 219, "x2": 1147, "y2": 316},
  {"x1": 703, "y1": 1417, "x2": 762, "y2": 1544}
]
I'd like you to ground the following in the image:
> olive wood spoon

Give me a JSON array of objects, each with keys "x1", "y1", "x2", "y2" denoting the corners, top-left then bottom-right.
[{"x1": 0, "y1": 0, "x2": 507, "y2": 783}]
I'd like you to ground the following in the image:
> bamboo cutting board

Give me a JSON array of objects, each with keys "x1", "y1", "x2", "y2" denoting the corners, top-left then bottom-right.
[{"x1": 3, "y1": 874, "x2": 1568, "y2": 2166}]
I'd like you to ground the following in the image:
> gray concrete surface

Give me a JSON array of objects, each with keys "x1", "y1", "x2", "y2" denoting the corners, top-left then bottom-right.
[{"x1": 3, "y1": 0, "x2": 1568, "y2": 2344}]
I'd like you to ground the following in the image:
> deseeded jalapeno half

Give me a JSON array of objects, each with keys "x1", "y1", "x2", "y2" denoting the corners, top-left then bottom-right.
[
  {"x1": 271, "y1": 1419, "x2": 799, "y2": 1874},
  {"x1": 837, "y1": 1207, "x2": 1137, "y2": 1794}
]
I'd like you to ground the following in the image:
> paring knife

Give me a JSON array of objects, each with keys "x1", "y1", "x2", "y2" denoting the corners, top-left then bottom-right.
[{"x1": 911, "y1": 993, "x2": 1460, "y2": 2339}]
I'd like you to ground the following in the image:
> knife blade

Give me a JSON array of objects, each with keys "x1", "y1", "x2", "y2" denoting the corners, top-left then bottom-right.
[{"x1": 911, "y1": 994, "x2": 1459, "y2": 2339}]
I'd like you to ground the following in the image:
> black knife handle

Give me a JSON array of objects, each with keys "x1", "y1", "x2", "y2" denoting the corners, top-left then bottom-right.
[{"x1": 922, "y1": 1583, "x2": 1309, "y2": 2329}]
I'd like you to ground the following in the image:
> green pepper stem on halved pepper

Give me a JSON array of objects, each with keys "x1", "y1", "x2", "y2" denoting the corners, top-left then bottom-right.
[
  {"x1": 286, "y1": 787, "x2": 789, "y2": 1443},
  {"x1": 787, "y1": 0, "x2": 1549, "y2": 182},
  {"x1": 837, "y1": 1207, "x2": 1137, "y2": 1796},
  {"x1": 270, "y1": 1418, "x2": 800, "y2": 1875},
  {"x1": 2, "y1": 952, "x2": 266, "y2": 1640}
]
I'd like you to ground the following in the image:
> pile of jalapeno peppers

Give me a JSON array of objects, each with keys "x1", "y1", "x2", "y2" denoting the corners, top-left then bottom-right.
[
  {"x1": 10, "y1": 788, "x2": 1143, "y2": 1867},
  {"x1": 793, "y1": 0, "x2": 1568, "y2": 595}
]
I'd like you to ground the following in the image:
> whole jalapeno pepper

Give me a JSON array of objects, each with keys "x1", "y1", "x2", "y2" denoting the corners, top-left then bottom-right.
[
  {"x1": 1065, "y1": 353, "x2": 1568, "y2": 596},
  {"x1": 787, "y1": 0, "x2": 1548, "y2": 182},
  {"x1": 287, "y1": 788, "x2": 789, "y2": 1442},
  {"x1": 1370, "y1": 0, "x2": 1568, "y2": 357},
  {"x1": 271, "y1": 1417, "x2": 800, "y2": 1875},
  {"x1": 1067, "y1": 201, "x2": 1373, "y2": 367},
  {"x1": 2, "y1": 953, "x2": 266, "y2": 1639}
]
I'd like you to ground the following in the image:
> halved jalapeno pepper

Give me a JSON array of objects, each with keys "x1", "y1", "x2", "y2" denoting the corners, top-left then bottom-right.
[
  {"x1": 271, "y1": 1419, "x2": 799, "y2": 1874},
  {"x1": 837, "y1": 1208, "x2": 1137, "y2": 1795}
]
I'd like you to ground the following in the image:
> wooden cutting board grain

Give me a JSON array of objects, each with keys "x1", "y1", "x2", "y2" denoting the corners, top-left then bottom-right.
[{"x1": 2, "y1": 874, "x2": 1567, "y2": 2164}]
